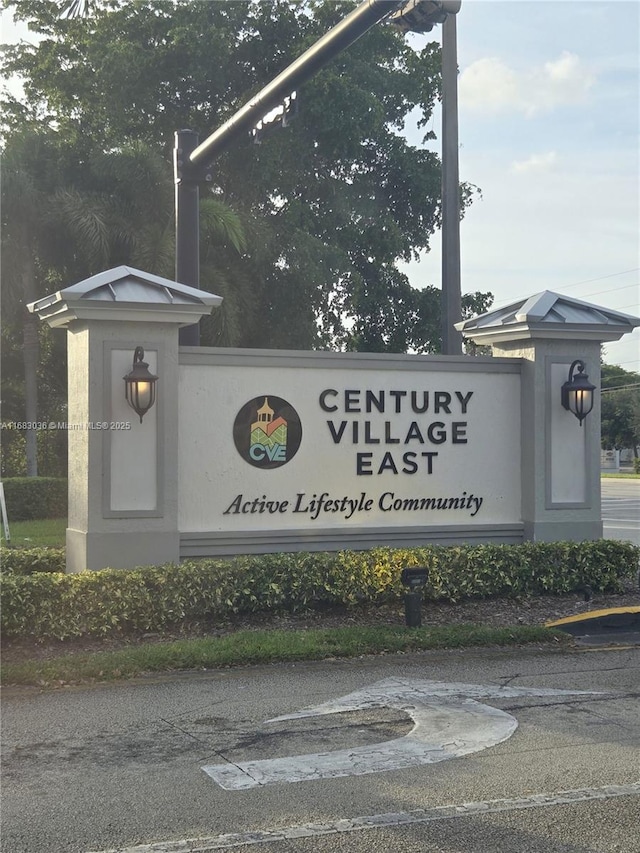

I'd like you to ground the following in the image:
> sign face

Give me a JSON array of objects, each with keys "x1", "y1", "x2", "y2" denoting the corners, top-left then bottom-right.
[
  {"x1": 202, "y1": 678, "x2": 602, "y2": 790},
  {"x1": 178, "y1": 358, "x2": 522, "y2": 534}
]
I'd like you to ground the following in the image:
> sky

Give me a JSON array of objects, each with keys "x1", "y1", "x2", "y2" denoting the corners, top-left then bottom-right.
[
  {"x1": 2, "y1": 0, "x2": 639, "y2": 370},
  {"x1": 401, "y1": 0, "x2": 639, "y2": 371}
]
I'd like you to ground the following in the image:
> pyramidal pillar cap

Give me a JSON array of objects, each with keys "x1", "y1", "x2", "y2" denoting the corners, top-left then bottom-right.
[
  {"x1": 455, "y1": 290, "x2": 639, "y2": 347},
  {"x1": 28, "y1": 265, "x2": 222, "y2": 329}
]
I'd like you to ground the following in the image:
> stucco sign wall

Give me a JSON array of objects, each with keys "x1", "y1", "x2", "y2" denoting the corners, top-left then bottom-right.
[
  {"x1": 30, "y1": 267, "x2": 634, "y2": 570},
  {"x1": 178, "y1": 350, "x2": 522, "y2": 553}
]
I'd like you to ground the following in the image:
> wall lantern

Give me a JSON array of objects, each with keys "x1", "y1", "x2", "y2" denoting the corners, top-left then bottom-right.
[
  {"x1": 561, "y1": 359, "x2": 596, "y2": 426},
  {"x1": 123, "y1": 347, "x2": 158, "y2": 423}
]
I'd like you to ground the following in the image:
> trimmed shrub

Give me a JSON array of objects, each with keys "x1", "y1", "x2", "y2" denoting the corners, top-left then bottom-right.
[
  {"x1": 2, "y1": 478, "x2": 67, "y2": 521},
  {"x1": 1, "y1": 547, "x2": 66, "y2": 575},
  {"x1": 1, "y1": 540, "x2": 637, "y2": 642}
]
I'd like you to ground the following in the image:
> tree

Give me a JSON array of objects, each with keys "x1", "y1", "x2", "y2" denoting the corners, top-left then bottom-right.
[
  {"x1": 2, "y1": 0, "x2": 487, "y2": 352},
  {"x1": 0, "y1": 128, "x2": 68, "y2": 475},
  {"x1": 0, "y1": 126, "x2": 247, "y2": 475},
  {"x1": 600, "y1": 363, "x2": 640, "y2": 458}
]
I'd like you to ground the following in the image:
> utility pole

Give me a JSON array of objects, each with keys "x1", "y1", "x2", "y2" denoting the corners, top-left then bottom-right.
[{"x1": 441, "y1": 10, "x2": 463, "y2": 354}]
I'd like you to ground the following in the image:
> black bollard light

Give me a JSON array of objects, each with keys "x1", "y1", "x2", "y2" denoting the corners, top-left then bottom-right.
[{"x1": 400, "y1": 567, "x2": 429, "y2": 628}]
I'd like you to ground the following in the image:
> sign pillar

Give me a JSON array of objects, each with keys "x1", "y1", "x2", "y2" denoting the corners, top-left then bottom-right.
[
  {"x1": 456, "y1": 291, "x2": 640, "y2": 542},
  {"x1": 29, "y1": 266, "x2": 221, "y2": 572},
  {"x1": 491, "y1": 337, "x2": 602, "y2": 542}
]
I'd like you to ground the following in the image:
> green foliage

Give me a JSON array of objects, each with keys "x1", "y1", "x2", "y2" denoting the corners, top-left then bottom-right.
[
  {"x1": 1, "y1": 478, "x2": 67, "y2": 521},
  {"x1": 1, "y1": 547, "x2": 66, "y2": 575},
  {"x1": 2, "y1": 541, "x2": 636, "y2": 642},
  {"x1": 600, "y1": 364, "x2": 640, "y2": 456},
  {"x1": 601, "y1": 364, "x2": 640, "y2": 389},
  {"x1": 3, "y1": 624, "x2": 565, "y2": 686},
  {"x1": 2, "y1": 0, "x2": 489, "y2": 353},
  {"x1": 0, "y1": 517, "x2": 66, "y2": 549},
  {"x1": 0, "y1": 418, "x2": 68, "y2": 478},
  {"x1": 634, "y1": 458, "x2": 640, "y2": 474}
]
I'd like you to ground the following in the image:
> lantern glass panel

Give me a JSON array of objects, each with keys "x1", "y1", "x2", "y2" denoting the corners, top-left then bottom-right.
[{"x1": 135, "y1": 381, "x2": 153, "y2": 410}]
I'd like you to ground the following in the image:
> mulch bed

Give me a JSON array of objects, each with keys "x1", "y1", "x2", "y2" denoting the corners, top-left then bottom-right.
[{"x1": 2, "y1": 584, "x2": 638, "y2": 665}]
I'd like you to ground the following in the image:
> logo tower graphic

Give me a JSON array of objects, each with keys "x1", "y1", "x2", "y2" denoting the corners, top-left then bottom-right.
[
  {"x1": 250, "y1": 397, "x2": 288, "y2": 463},
  {"x1": 233, "y1": 395, "x2": 302, "y2": 468}
]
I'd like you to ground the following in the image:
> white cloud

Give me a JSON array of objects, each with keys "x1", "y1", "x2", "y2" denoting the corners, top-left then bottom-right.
[
  {"x1": 510, "y1": 151, "x2": 558, "y2": 174},
  {"x1": 460, "y1": 52, "x2": 596, "y2": 117},
  {"x1": 531, "y1": 52, "x2": 596, "y2": 113},
  {"x1": 458, "y1": 57, "x2": 521, "y2": 113}
]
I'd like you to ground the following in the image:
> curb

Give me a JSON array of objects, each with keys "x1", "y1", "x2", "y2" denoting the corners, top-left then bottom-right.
[{"x1": 545, "y1": 606, "x2": 640, "y2": 635}]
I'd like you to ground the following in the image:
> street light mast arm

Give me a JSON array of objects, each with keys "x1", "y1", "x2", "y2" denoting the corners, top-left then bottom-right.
[
  {"x1": 187, "y1": 0, "x2": 405, "y2": 174},
  {"x1": 176, "y1": 0, "x2": 405, "y2": 345},
  {"x1": 176, "y1": 0, "x2": 462, "y2": 350}
]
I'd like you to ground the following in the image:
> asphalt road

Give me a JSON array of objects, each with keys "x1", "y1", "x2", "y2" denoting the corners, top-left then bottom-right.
[
  {"x1": 3, "y1": 645, "x2": 639, "y2": 853},
  {"x1": 602, "y1": 477, "x2": 640, "y2": 545},
  {"x1": 2, "y1": 477, "x2": 638, "y2": 853}
]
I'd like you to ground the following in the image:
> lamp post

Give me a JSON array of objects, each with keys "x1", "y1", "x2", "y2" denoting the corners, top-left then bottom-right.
[{"x1": 174, "y1": 129, "x2": 202, "y2": 346}]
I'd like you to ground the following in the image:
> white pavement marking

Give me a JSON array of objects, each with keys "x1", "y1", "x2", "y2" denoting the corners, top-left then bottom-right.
[
  {"x1": 87, "y1": 782, "x2": 640, "y2": 853},
  {"x1": 202, "y1": 678, "x2": 603, "y2": 790},
  {"x1": 206, "y1": 700, "x2": 517, "y2": 790}
]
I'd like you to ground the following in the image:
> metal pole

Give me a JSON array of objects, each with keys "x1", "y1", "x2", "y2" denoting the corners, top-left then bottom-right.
[
  {"x1": 441, "y1": 12, "x2": 463, "y2": 355},
  {"x1": 174, "y1": 129, "x2": 201, "y2": 346},
  {"x1": 189, "y1": 0, "x2": 404, "y2": 170},
  {"x1": 404, "y1": 590, "x2": 423, "y2": 627}
]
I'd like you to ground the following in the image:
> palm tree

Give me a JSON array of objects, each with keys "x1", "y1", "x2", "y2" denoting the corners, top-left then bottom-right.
[
  {"x1": 56, "y1": 144, "x2": 250, "y2": 339},
  {"x1": 1, "y1": 130, "x2": 68, "y2": 475},
  {"x1": 2, "y1": 131, "x2": 249, "y2": 475},
  {"x1": 61, "y1": 0, "x2": 96, "y2": 19}
]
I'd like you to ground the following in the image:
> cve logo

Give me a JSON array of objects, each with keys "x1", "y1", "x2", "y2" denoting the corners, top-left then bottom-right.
[{"x1": 233, "y1": 395, "x2": 302, "y2": 469}]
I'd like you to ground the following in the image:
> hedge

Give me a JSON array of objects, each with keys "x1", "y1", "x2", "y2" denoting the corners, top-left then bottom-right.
[
  {"x1": 1, "y1": 540, "x2": 637, "y2": 641},
  {"x1": 1, "y1": 547, "x2": 66, "y2": 575},
  {"x1": 1, "y1": 478, "x2": 67, "y2": 521}
]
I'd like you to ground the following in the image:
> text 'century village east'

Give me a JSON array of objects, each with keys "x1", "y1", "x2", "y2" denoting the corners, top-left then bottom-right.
[{"x1": 318, "y1": 388, "x2": 474, "y2": 475}]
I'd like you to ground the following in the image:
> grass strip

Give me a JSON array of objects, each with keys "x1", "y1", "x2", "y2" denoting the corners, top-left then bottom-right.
[
  {"x1": 1, "y1": 623, "x2": 568, "y2": 687},
  {"x1": 1, "y1": 517, "x2": 67, "y2": 548}
]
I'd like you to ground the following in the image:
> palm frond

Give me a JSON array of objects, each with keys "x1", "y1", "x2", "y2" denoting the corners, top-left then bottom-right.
[
  {"x1": 53, "y1": 189, "x2": 112, "y2": 267},
  {"x1": 130, "y1": 222, "x2": 174, "y2": 278},
  {"x1": 199, "y1": 198, "x2": 247, "y2": 254},
  {"x1": 91, "y1": 144, "x2": 173, "y2": 215},
  {"x1": 200, "y1": 261, "x2": 257, "y2": 348},
  {"x1": 60, "y1": 0, "x2": 95, "y2": 20}
]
